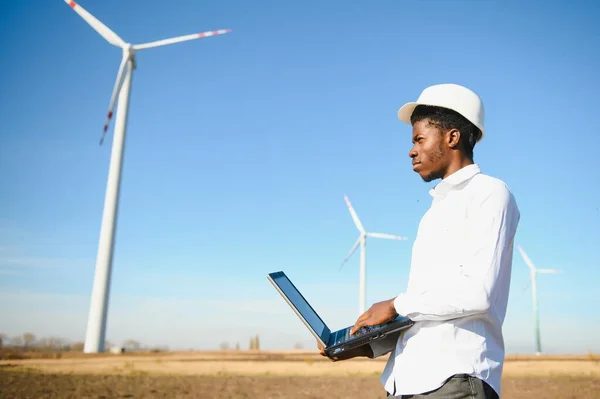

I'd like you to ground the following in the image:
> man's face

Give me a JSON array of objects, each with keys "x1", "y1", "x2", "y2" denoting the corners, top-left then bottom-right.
[{"x1": 408, "y1": 119, "x2": 448, "y2": 182}]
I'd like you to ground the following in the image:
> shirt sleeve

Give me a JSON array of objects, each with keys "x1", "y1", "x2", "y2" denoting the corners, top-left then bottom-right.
[{"x1": 394, "y1": 183, "x2": 520, "y2": 322}]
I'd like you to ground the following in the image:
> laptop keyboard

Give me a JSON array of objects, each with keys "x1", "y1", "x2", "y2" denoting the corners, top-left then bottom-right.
[
  {"x1": 354, "y1": 325, "x2": 377, "y2": 336},
  {"x1": 332, "y1": 325, "x2": 381, "y2": 345}
]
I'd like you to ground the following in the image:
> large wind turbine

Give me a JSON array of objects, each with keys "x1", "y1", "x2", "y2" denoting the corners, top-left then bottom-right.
[
  {"x1": 339, "y1": 195, "x2": 408, "y2": 315},
  {"x1": 63, "y1": 0, "x2": 231, "y2": 353},
  {"x1": 517, "y1": 245, "x2": 561, "y2": 355}
]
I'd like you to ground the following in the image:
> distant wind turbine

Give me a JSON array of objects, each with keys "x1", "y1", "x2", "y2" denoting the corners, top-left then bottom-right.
[
  {"x1": 339, "y1": 195, "x2": 408, "y2": 316},
  {"x1": 517, "y1": 245, "x2": 561, "y2": 355},
  {"x1": 63, "y1": 0, "x2": 231, "y2": 354}
]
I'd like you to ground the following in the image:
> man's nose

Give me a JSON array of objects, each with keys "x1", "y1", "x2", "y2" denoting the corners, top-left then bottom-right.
[{"x1": 408, "y1": 146, "x2": 417, "y2": 158}]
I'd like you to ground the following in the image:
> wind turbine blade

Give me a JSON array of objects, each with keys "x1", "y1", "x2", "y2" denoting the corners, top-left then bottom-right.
[
  {"x1": 64, "y1": 1, "x2": 125, "y2": 48},
  {"x1": 367, "y1": 232, "x2": 408, "y2": 240},
  {"x1": 339, "y1": 236, "x2": 361, "y2": 271},
  {"x1": 517, "y1": 245, "x2": 536, "y2": 272},
  {"x1": 100, "y1": 55, "x2": 129, "y2": 145},
  {"x1": 537, "y1": 269, "x2": 562, "y2": 274},
  {"x1": 133, "y1": 29, "x2": 231, "y2": 51},
  {"x1": 344, "y1": 195, "x2": 365, "y2": 233}
]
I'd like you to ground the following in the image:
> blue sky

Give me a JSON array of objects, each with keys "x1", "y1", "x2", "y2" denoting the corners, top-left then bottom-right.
[{"x1": 1, "y1": 0, "x2": 599, "y2": 354}]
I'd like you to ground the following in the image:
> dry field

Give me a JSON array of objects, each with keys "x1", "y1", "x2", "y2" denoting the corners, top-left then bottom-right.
[{"x1": 1, "y1": 351, "x2": 599, "y2": 398}]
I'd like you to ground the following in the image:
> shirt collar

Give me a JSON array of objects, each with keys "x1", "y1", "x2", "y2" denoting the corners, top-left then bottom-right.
[{"x1": 429, "y1": 164, "x2": 481, "y2": 198}]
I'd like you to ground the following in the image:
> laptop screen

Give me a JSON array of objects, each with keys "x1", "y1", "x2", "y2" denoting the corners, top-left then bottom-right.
[{"x1": 270, "y1": 272, "x2": 329, "y2": 342}]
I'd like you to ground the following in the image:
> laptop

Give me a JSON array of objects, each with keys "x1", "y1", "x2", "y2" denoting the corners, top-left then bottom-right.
[{"x1": 267, "y1": 271, "x2": 414, "y2": 360}]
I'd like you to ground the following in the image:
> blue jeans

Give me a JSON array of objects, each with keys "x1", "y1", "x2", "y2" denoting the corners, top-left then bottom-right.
[{"x1": 388, "y1": 374, "x2": 499, "y2": 399}]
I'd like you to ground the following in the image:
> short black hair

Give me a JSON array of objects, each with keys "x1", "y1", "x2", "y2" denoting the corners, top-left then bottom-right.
[{"x1": 410, "y1": 105, "x2": 482, "y2": 160}]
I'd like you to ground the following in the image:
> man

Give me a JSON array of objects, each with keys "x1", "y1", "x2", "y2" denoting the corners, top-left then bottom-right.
[{"x1": 320, "y1": 84, "x2": 520, "y2": 398}]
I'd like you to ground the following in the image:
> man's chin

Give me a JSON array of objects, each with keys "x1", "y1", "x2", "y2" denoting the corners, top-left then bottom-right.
[
  {"x1": 418, "y1": 171, "x2": 441, "y2": 183},
  {"x1": 415, "y1": 170, "x2": 431, "y2": 182}
]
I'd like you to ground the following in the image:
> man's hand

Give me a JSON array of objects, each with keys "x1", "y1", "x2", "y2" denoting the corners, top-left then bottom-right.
[
  {"x1": 317, "y1": 340, "x2": 327, "y2": 357},
  {"x1": 315, "y1": 339, "x2": 372, "y2": 361},
  {"x1": 315, "y1": 298, "x2": 397, "y2": 362},
  {"x1": 350, "y1": 298, "x2": 398, "y2": 335}
]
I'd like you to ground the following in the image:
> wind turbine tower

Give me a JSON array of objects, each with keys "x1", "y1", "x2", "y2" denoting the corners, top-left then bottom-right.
[
  {"x1": 340, "y1": 195, "x2": 408, "y2": 316},
  {"x1": 63, "y1": 0, "x2": 231, "y2": 353},
  {"x1": 517, "y1": 245, "x2": 561, "y2": 355}
]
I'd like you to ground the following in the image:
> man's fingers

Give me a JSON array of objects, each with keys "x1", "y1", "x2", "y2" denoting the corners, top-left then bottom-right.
[
  {"x1": 351, "y1": 313, "x2": 377, "y2": 334},
  {"x1": 316, "y1": 340, "x2": 325, "y2": 356},
  {"x1": 350, "y1": 310, "x2": 371, "y2": 334},
  {"x1": 352, "y1": 312, "x2": 368, "y2": 329},
  {"x1": 350, "y1": 319, "x2": 365, "y2": 335},
  {"x1": 316, "y1": 340, "x2": 329, "y2": 357}
]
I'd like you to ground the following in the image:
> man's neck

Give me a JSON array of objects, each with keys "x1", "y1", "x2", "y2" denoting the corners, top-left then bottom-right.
[{"x1": 442, "y1": 158, "x2": 474, "y2": 180}]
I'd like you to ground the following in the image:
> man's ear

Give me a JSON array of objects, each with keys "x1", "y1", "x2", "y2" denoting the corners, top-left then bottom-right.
[{"x1": 447, "y1": 128, "x2": 461, "y2": 149}]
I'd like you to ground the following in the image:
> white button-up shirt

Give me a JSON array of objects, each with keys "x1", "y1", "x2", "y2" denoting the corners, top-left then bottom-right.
[{"x1": 379, "y1": 164, "x2": 520, "y2": 397}]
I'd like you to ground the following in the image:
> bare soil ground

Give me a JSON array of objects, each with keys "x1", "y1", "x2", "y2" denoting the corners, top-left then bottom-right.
[
  {"x1": 1, "y1": 372, "x2": 599, "y2": 399},
  {"x1": 1, "y1": 351, "x2": 599, "y2": 398}
]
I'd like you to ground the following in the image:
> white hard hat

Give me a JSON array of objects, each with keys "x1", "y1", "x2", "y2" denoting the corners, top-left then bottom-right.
[{"x1": 397, "y1": 83, "x2": 485, "y2": 142}]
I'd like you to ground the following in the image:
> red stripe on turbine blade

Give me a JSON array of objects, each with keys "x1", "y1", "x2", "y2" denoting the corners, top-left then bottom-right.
[
  {"x1": 69, "y1": 1, "x2": 76, "y2": 8},
  {"x1": 104, "y1": 125, "x2": 108, "y2": 132},
  {"x1": 108, "y1": 111, "x2": 113, "y2": 119}
]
